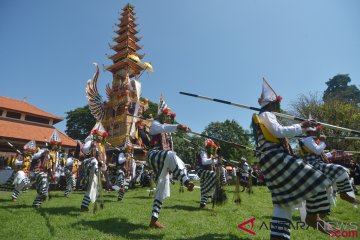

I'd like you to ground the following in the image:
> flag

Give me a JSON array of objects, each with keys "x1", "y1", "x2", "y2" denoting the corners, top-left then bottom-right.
[
  {"x1": 50, "y1": 129, "x2": 62, "y2": 144},
  {"x1": 23, "y1": 140, "x2": 36, "y2": 152}
]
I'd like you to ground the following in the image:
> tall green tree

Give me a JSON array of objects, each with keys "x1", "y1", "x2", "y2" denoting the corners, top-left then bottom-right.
[
  {"x1": 65, "y1": 105, "x2": 96, "y2": 140},
  {"x1": 323, "y1": 74, "x2": 360, "y2": 103},
  {"x1": 203, "y1": 120, "x2": 255, "y2": 163},
  {"x1": 172, "y1": 135, "x2": 203, "y2": 168},
  {"x1": 172, "y1": 120, "x2": 255, "y2": 167},
  {"x1": 290, "y1": 94, "x2": 360, "y2": 151},
  {"x1": 141, "y1": 97, "x2": 158, "y2": 119}
]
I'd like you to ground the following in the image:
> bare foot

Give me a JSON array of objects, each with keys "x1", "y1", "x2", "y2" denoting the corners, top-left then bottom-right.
[
  {"x1": 80, "y1": 206, "x2": 89, "y2": 212},
  {"x1": 340, "y1": 193, "x2": 360, "y2": 205},
  {"x1": 149, "y1": 220, "x2": 165, "y2": 229},
  {"x1": 305, "y1": 214, "x2": 337, "y2": 235},
  {"x1": 185, "y1": 181, "x2": 194, "y2": 191}
]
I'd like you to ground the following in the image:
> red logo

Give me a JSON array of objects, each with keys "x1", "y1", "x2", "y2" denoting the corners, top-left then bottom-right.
[{"x1": 238, "y1": 217, "x2": 256, "y2": 236}]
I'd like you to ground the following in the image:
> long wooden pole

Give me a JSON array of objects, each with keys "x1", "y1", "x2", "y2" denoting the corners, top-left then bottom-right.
[
  {"x1": 294, "y1": 136, "x2": 360, "y2": 141},
  {"x1": 179, "y1": 91, "x2": 360, "y2": 135},
  {"x1": 188, "y1": 131, "x2": 261, "y2": 154}
]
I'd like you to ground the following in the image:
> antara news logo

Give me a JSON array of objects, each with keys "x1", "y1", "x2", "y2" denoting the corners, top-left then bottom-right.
[{"x1": 238, "y1": 217, "x2": 359, "y2": 239}]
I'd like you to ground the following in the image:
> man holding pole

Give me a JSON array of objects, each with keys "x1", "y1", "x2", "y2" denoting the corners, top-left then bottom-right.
[
  {"x1": 80, "y1": 122, "x2": 108, "y2": 212},
  {"x1": 180, "y1": 80, "x2": 360, "y2": 239},
  {"x1": 30, "y1": 146, "x2": 51, "y2": 208},
  {"x1": 299, "y1": 127, "x2": 360, "y2": 207},
  {"x1": 115, "y1": 137, "x2": 136, "y2": 201},
  {"x1": 196, "y1": 139, "x2": 226, "y2": 208},
  {"x1": 11, "y1": 140, "x2": 34, "y2": 201},
  {"x1": 147, "y1": 95, "x2": 194, "y2": 229},
  {"x1": 64, "y1": 150, "x2": 77, "y2": 197},
  {"x1": 252, "y1": 80, "x2": 335, "y2": 239}
]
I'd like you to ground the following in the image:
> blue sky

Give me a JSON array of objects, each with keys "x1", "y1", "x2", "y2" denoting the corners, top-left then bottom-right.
[{"x1": 1, "y1": 0, "x2": 359, "y2": 135}]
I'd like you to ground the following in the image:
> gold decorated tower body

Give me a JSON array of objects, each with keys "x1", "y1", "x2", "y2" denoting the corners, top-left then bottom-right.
[{"x1": 103, "y1": 3, "x2": 151, "y2": 152}]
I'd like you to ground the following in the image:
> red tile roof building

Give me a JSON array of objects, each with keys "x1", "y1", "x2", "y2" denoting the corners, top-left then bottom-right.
[{"x1": 0, "y1": 96, "x2": 76, "y2": 157}]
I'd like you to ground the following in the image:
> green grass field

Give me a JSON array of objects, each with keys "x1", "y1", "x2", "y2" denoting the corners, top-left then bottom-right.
[{"x1": 0, "y1": 184, "x2": 359, "y2": 240}]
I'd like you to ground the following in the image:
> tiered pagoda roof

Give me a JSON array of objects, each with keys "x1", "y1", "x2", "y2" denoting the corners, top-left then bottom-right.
[{"x1": 106, "y1": 3, "x2": 146, "y2": 78}]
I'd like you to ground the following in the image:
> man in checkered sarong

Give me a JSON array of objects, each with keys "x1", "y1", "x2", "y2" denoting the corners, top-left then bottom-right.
[
  {"x1": 299, "y1": 128, "x2": 360, "y2": 207},
  {"x1": 147, "y1": 95, "x2": 194, "y2": 229},
  {"x1": 80, "y1": 137, "x2": 98, "y2": 212},
  {"x1": 115, "y1": 141, "x2": 136, "y2": 201},
  {"x1": 30, "y1": 147, "x2": 50, "y2": 208},
  {"x1": 64, "y1": 150, "x2": 77, "y2": 197},
  {"x1": 196, "y1": 139, "x2": 226, "y2": 209},
  {"x1": 80, "y1": 122, "x2": 108, "y2": 212},
  {"x1": 252, "y1": 79, "x2": 336, "y2": 240},
  {"x1": 10, "y1": 140, "x2": 34, "y2": 201}
]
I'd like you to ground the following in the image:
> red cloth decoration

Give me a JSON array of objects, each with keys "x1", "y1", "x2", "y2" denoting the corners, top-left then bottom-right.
[
  {"x1": 163, "y1": 108, "x2": 170, "y2": 114},
  {"x1": 206, "y1": 139, "x2": 214, "y2": 147}
]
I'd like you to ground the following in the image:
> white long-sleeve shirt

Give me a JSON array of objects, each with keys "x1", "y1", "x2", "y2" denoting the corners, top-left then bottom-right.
[
  {"x1": 32, "y1": 149, "x2": 47, "y2": 160},
  {"x1": 149, "y1": 120, "x2": 178, "y2": 136},
  {"x1": 82, "y1": 138, "x2": 93, "y2": 155},
  {"x1": 259, "y1": 112, "x2": 303, "y2": 138},
  {"x1": 118, "y1": 152, "x2": 126, "y2": 165},
  {"x1": 242, "y1": 162, "x2": 250, "y2": 177},
  {"x1": 200, "y1": 151, "x2": 218, "y2": 165},
  {"x1": 302, "y1": 136, "x2": 326, "y2": 155},
  {"x1": 14, "y1": 159, "x2": 23, "y2": 166},
  {"x1": 65, "y1": 157, "x2": 74, "y2": 167},
  {"x1": 117, "y1": 152, "x2": 136, "y2": 178}
]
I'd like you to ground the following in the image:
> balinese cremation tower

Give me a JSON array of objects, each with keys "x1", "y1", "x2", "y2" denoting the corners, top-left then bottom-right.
[{"x1": 86, "y1": 3, "x2": 153, "y2": 154}]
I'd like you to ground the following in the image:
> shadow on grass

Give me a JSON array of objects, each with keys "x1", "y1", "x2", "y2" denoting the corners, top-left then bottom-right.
[
  {"x1": 92, "y1": 199, "x2": 116, "y2": 204},
  {"x1": 49, "y1": 190, "x2": 114, "y2": 198},
  {"x1": 0, "y1": 203, "x2": 31, "y2": 215},
  {"x1": 36, "y1": 208, "x2": 56, "y2": 237},
  {"x1": 37, "y1": 206, "x2": 80, "y2": 217},
  {"x1": 163, "y1": 205, "x2": 206, "y2": 211},
  {"x1": 0, "y1": 198, "x2": 12, "y2": 203},
  {"x1": 70, "y1": 191, "x2": 87, "y2": 194},
  {"x1": 128, "y1": 196, "x2": 153, "y2": 199},
  {"x1": 101, "y1": 193, "x2": 117, "y2": 197},
  {"x1": 76, "y1": 217, "x2": 165, "y2": 239},
  {"x1": 186, "y1": 233, "x2": 251, "y2": 240},
  {"x1": 1, "y1": 203, "x2": 29, "y2": 209}
]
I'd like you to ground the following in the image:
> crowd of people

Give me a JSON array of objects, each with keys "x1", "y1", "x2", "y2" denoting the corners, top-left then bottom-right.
[{"x1": 1, "y1": 80, "x2": 360, "y2": 240}]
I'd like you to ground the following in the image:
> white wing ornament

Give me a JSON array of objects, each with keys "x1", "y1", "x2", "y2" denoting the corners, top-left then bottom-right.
[{"x1": 86, "y1": 63, "x2": 105, "y2": 121}]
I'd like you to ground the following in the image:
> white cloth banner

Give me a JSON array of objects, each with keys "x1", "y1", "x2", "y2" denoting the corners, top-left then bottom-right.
[{"x1": 130, "y1": 80, "x2": 142, "y2": 139}]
